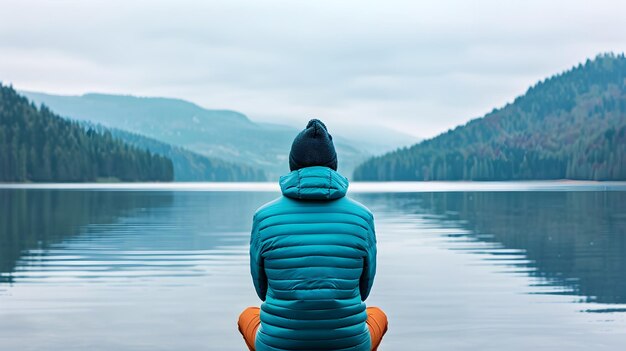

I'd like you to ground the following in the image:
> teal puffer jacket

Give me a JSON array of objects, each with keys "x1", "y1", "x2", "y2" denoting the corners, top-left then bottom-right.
[{"x1": 250, "y1": 166, "x2": 377, "y2": 351}]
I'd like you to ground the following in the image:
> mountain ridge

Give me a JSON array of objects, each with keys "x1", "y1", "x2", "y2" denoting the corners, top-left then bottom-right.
[
  {"x1": 354, "y1": 53, "x2": 626, "y2": 181},
  {"x1": 0, "y1": 84, "x2": 173, "y2": 182},
  {"x1": 20, "y1": 91, "x2": 372, "y2": 179},
  {"x1": 81, "y1": 122, "x2": 266, "y2": 181}
]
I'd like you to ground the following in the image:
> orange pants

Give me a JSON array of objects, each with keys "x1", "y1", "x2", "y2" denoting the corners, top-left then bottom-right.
[{"x1": 238, "y1": 306, "x2": 388, "y2": 351}]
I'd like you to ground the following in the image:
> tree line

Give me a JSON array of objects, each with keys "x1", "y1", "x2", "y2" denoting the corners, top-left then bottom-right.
[
  {"x1": 354, "y1": 53, "x2": 626, "y2": 181},
  {"x1": 89, "y1": 123, "x2": 267, "y2": 181},
  {"x1": 0, "y1": 84, "x2": 173, "y2": 182}
]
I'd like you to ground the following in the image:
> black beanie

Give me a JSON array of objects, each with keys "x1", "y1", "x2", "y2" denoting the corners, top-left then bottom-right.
[{"x1": 289, "y1": 119, "x2": 338, "y2": 171}]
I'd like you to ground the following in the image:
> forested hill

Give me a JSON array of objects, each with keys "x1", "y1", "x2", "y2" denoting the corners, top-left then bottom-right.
[
  {"x1": 354, "y1": 53, "x2": 626, "y2": 181},
  {"x1": 20, "y1": 91, "x2": 370, "y2": 179},
  {"x1": 83, "y1": 123, "x2": 266, "y2": 181},
  {"x1": 0, "y1": 84, "x2": 173, "y2": 182}
]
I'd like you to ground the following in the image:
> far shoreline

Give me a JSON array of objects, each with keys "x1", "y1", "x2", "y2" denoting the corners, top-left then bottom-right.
[{"x1": 1, "y1": 180, "x2": 625, "y2": 193}]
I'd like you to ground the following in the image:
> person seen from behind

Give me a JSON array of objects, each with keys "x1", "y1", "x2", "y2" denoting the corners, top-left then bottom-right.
[{"x1": 238, "y1": 119, "x2": 388, "y2": 350}]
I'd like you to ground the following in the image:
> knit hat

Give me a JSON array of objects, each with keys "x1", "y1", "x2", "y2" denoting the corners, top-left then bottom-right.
[{"x1": 289, "y1": 119, "x2": 338, "y2": 171}]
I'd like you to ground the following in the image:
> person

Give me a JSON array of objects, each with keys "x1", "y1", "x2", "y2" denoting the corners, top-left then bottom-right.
[{"x1": 237, "y1": 119, "x2": 388, "y2": 351}]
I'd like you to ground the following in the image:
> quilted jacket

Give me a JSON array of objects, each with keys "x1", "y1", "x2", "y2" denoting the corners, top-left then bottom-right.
[{"x1": 250, "y1": 166, "x2": 377, "y2": 351}]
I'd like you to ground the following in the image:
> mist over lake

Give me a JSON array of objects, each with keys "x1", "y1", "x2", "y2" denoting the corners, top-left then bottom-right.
[{"x1": 1, "y1": 183, "x2": 625, "y2": 350}]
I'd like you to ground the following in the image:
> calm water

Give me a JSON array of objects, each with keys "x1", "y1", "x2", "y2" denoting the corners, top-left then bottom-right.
[{"x1": 1, "y1": 183, "x2": 626, "y2": 350}]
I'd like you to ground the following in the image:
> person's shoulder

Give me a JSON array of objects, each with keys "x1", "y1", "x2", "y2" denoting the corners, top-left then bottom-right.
[
  {"x1": 343, "y1": 196, "x2": 372, "y2": 212},
  {"x1": 340, "y1": 196, "x2": 374, "y2": 222},
  {"x1": 253, "y1": 196, "x2": 291, "y2": 221}
]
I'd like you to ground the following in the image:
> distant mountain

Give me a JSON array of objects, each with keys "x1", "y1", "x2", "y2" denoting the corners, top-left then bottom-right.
[
  {"x1": 83, "y1": 123, "x2": 266, "y2": 181},
  {"x1": 0, "y1": 84, "x2": 173, "y2": 182},
  {"x1": 20, "y1": 92, "x2": 368, "y2": 179},
  {"x1": 354, "y1": 53, "x2": 626, "y2": 181},
  {"x1": 319, "y1": 123, "x2": 419, "y2": 155}
]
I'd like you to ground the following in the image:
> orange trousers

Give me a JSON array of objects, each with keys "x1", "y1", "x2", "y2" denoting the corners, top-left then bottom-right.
[{"x1": 238, "y1": 306, "x2": 388, "y2": 351}]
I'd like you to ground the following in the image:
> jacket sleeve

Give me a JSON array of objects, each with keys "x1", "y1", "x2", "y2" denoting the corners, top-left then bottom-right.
[
  {"x1": 359, "y1": 214, "x2": 377, "y2": 301},
  {"x1": 250, "y1": 214, "x2": 267, "y2": 301}
]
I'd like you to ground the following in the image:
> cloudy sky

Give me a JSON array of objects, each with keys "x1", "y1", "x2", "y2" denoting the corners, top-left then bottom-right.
[{"x1": 1, "y1": 0, "x2": 625, "y2": 138}]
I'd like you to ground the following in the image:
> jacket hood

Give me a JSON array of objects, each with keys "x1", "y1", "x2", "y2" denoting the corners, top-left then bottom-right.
[{"x1": 279, "y1": 166, "x2": 348, "y2": 200}]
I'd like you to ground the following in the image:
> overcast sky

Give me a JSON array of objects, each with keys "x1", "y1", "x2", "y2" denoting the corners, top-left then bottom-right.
[{"x1": 1, "y1": 0, "x2": 625, "y2": 138}]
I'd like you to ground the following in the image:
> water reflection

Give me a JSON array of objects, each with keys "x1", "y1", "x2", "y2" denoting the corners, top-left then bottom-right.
[
  {"x1": 361, "y1": 191, "x2": 626, "y2": 308},
  {"x1": 0, "y1": 190, "x2": 276, "y2": 286},
  {"x1": 1, "y1": 188, "x2": 625, "y2": 350},
  {"x1": 0, "y1": 190, "x2": 172, "y2": 284}
]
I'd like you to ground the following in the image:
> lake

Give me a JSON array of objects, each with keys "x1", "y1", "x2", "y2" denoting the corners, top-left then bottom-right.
[{"x1": 1, "y1": 182, "x2": 626, "y2": 350}]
